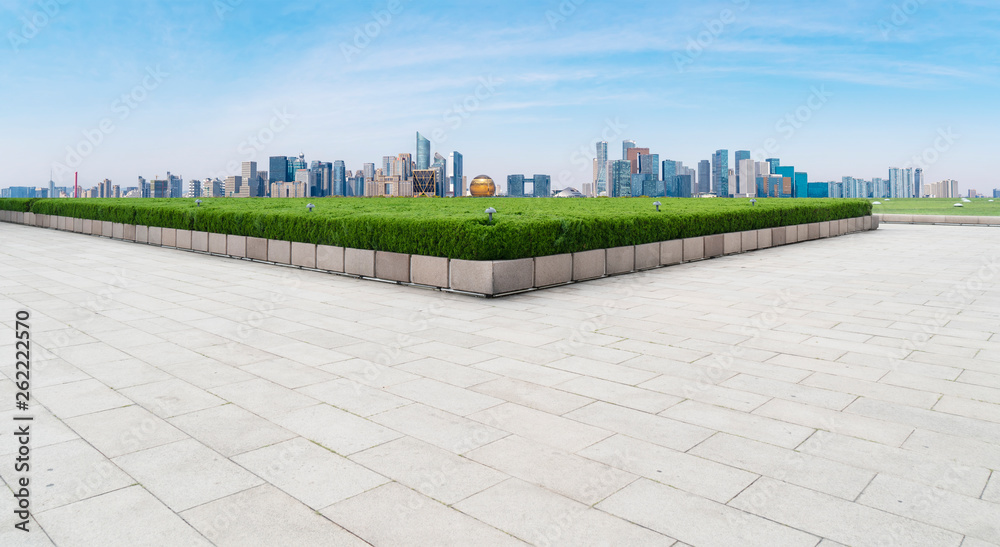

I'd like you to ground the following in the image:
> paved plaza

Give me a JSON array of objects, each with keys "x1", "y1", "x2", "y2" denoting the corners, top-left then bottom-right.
[{"x1": 1, "y1": 221, "x2": 999, "y2": 546}]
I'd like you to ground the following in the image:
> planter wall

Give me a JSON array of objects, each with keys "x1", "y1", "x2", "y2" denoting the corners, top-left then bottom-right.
[{"x1": 2, "y1": 213, "x2": 878, "y2": 298}]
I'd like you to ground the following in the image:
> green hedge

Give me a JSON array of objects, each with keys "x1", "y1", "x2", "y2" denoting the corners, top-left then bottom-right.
[
  {"x1": 7, "y1": 198, "x2": 872, "y2": 261},
  {"x1": 0, "y1": 198, "x2": 39, "y2": 212}
]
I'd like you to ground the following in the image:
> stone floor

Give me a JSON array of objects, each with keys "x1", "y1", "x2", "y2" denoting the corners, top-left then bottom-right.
[{"x1": 1, "y1": 221, "x2": 999, "y2": 547}]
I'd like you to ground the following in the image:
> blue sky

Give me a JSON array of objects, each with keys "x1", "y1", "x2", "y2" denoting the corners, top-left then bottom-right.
[{"x1": 2, "y1": 0, "x2": 998, "y2": 193}]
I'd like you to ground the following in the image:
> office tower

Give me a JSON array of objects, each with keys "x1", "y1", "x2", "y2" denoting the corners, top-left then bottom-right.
[
  {"x1": 661, "y1": 160, "x2": 677, "y2": 197},
  {"x1": 413, "y1": 169, "x2": 437, "y2": 196},
  {"x1": 333, "y1": 161, "x2": 346, "y2": 196},
  {"x1": 794, "y1": 172, "x2": 808, "y2": 197},
  {"x1": 712, "y1": 150, "x2": 729, "y2": 197},
  {"x1": 363, "y1": 163, "x2": 376, "y2": 182},
  {"x1": 269, "y1": 157, "x2": 288, "y2": 184},
  {"x1": 416, "y1": 132, "x2": 431, "y2": 170},
  {"x1": 507, "y1": 175, "x2": 525, "y2": 197},
  {"x1": 622, "y1": 140, "x2": 636, "y2": 161},
  {"x1": 241, "y1": 162, "x2": 257, "y2": 195},
  {"x1": 394, "y1": 153, "x2": 413, "y2": 181},
  {"x1": 733, "y1": 151, "x2": 750, "y2": 194},
  {"x1": 611, "y1": 160, "x2": 632, "y2": 197},
  {"x1": 675, "y1": 175, "x2": 693, "y2": 198},
  {"x1": 595, "y1": 141, "x2": 608, "y2": 195},
  {"x1": 382, "y1": 156, "x2": 393, "y2": 177},
  {"x1": 152, "y1": 179, "x2": 170, "y2": 198},
  {"x1": 698, "y1": 160, "x2": 711, "y2": 194},
  {"x1": 449, "y1": 152, "x2": 464, "y2": 197},
  {"x1": 993, "y1": 189, "x2": 1000, "y2": 198},
  {"x1": 914, "y1": 168, "x2": 924, "y2": 198},
  {"x1": 765, "y1": 158, "x2": 780, "y2": 175},
  {"x1": 627, "y1": 147, "x2": 650, "y2": 174},
  {"x1": 639, "y1": 154, "x2": 660, "y2": 196},
  {"x1": 188, "y1": 179, "x2": 202, "y2": 198},
  {"x1": 739, "y1": 159, "x2": 756, "y2": 197},
  {"x1": 533, "y1": 174, "x2": 551, "y2": 198},
  {"x1": 432, "y1": 153, "x2": 447, "y2": 197}
]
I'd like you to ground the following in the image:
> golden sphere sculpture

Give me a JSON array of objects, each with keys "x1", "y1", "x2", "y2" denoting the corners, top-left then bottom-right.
[{"x1": 469, "y1": 175, "x2": 496, "y2": 197}]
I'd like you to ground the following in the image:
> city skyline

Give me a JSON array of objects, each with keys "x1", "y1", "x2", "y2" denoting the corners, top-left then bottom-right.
[{"x1": 2, "y1": 1, "x2": 997, "y2": 193}]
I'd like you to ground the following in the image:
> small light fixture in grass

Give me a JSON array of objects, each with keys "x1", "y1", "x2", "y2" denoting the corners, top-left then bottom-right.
[
  {"x1": 750, "y1": 198, "x2": 757, "y2": 207},
  {"x1": 195, "y1": 200, "x2": 202, "y2": 207},
  {"x1": 485, "y1": 207, "x2": 496, "y2": 224},
  {"x1": 307, "y1": 203, "x2": 315, "y2": 213},
  {"x1": 653, "y1": 201, "x2": 661, "y2": 212}
]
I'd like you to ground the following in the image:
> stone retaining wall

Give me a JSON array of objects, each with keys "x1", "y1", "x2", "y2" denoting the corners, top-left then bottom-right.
[
  {"x1": 0, "y1": 210, "x2": 877, "y2": 297},
  {"x1": 877, "y1": 214, "x2": 1000, "y2": 226}
]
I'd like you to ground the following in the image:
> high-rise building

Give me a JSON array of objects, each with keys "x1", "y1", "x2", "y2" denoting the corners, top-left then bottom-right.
[
  {"x1": 533, "y1": 174, "x2": 551, "y2": 198},
  {"x1": 661, "y1": 160, "x2": 678, "y2": 197},
  {"x1": 698, "y1": 160, "x2": 711, "y2": 194},
  {"x1": 241, "y1": 162, "x2": 257, "y2": 196},
  {"x1": 622, "y1": 140, "x2": 636, "y2": 161},
  {"x1": 363, "y1": 163, "x2": 376, "y2": 182},
  {"x1": 611, "y1": 160, "x2": 632, "y2": 197},
  {"x1": 639, "y1": 154, "x2": 660, "y2": 196},
  {"x1": 448, "y1": 152, "x2": 463, "y2": 197},
  {"x1": 395, "y1": 153, "x2": 413, "y2": 181},
  {"x1": 432, "y1": 153, "x2": 447, "y2": 197},
  {"x1": 675, "y1": 175, "x2": 693, "y2": 198},
  {"x1": 914, "y1": 168, "x2": 924, "y2": 198},
  {"x1": 269, "y1": 157, "x2": 288, "y2": 184},
  {"x1": 413, "y1": 169, "x2": 438, "y2": 196},
  {"x1": 166, "y1": 173, "x2": 183, "y2": 198},
  {"x1": 333, "y1": 161, "x2": 346, "y2": 196},
  {"x1": 739, "y1": 159, "x2": 756, "y2": 197},
  {"x1": 382, "y1": 156, "x2": 393, "y2": 177},
  {"x1": 626, "y1": 147, "x2": 650, "y2": 174},
  {"x1": 595, "y1": 141, "x2": 608, "y2": 196},
  {"x1": 152, "y1": 179, "x2": 169, "y2": 198},
  {"x1": 416, "y1": 132, "x2": 431, "y2": 170},
  {"x1": 712, "y1": 150, "x2": 729, "y2": 197},
  {"x1": 734, "y1": 151, "x2": 751, "y2": 194},
  {"x1": 507, "y1": 175, "x2": 525, "y2": 197},
  {"x1": 188, "y1": 179, "x2": 202, "y2": 198},
  {"x1": 766, "y1": 158, "x2": 780, "y2": 175}
]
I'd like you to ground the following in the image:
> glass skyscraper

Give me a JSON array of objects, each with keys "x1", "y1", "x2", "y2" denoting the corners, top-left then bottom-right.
[
  {"x1": 712, "y1": 150, "x2": 729, "y2": 197},
  {"x1": 662, "y1": 160, "x2": 678, "y2": 197},
  {"x1": 766, "y1": 158, "x2": 780, "y2": 175},
  {"x1": 622, "y1": 140, "x2": 636, "y2": 161},
  {"x1": 269, "y1": 157, "x2": 289, "y2": 184},
  {"x1": 698, "y1": 160, "x2": 711, "y2": 194},
  {"x1": 596, "y1": 141, "x2": 608, "y2": 195},
  {"x1": 449, "y1": 151, "x2": 463, "y2": 197},
  {"x1": 334, "y1": 161, "x2": 346, "y2": 196},
  {"x1": 507, "y1": 175, "x2": 525, "y2": 197},
  {"x1": 533, "y1": 174, "x2": 551, "y2": 198},
  {"x1": 416, "y1": 132, "x2": 431, "y2": 170},
  {"x1": 611, "y1": 160, "x2": 631, "y2": 197},
  {"x1": 432, "y1": 153, "x2": 447, "y2": 197},
  {"x1": 734, "y1": 151, "x2": 750, "y2": 194}
]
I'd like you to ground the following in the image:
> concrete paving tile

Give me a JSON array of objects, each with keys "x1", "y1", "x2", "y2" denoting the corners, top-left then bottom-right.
[
  {"x1": 455, "y1": 478, "x2": 676, "y2": 546},
  {"x1": 800, "y1": 431, "x2": 992, "y2": 498},
  {"x1": 168, "y1": 404, "x2": 296, "y2": 456},
  {"x1": 934, "y1": 396, "x2": 1000, "y2": 424},
  {"x1": 406, "y1": 340, "x2": 496, "y2": 365},
  {"x1": 470, "y1": 377, "x2": 594, "y2": 415},
  {"x1": 730, "y1": 477, "x2": 963, "y2": 547},
  {"x1": 209, "y1": 378, "x2": 318, "y2": 418},
  {"x1": 858, "y1": 474, "x2": 1000, "y2": 543},
  {"x1": 322, "y1": 482, "x2": 525, "y2": 546},
  {"x1": 469, "y1": 402, "x2": 613, "y2": 453},
  {"x1": 884, "y1": 372, "x2": 1000, "y2": 405},
  {"x1": 689, "y1": 432, "x2": 875, "y2": 500},
  {"x1": 395, "y1": 357, "x2": 500, "y2": 387},
  {"x1": 801, "y1": 372, "x2": 941, "y2": 409},
  {"x1": 36, "y1": 486, "x2": 211, "y2": 547},
  {"x1": 386, "y1": 377, "x2": 504, "y2": 416},
  {"x1": 566, "y1": 401, "x2": 714, "y2": 452},
  {"x1": 296, "y1": 377, "x2": 411, "y2": 416},
  {"x1": 320, "y1": 357, "x2": 422, "y2": 388},
  {"x1": 544, "y1": 355, "x2": 658, "y2": 385},
  {"x1": 901, "y1": 429, "x2": 1000, "y2": 471},
  {"x1": 73, "y1": 357, "x2": 173, "y2": 389},
  {"x1": 721, "y1": 373, "x2": 858, "y2": 410},
  {"x1": 182, "y1": 484, "x2": 367, "y2": 546},
  {"x1": 0, "y1": 439, "x2": 134, "y2": 512},
  {"x1": 351, "y1": 436, "x2": 506, "y2": 505},
  {"x1": 240, "y1": 357, "x2": 337, "y2": 389},
  {"x1": 49, "y1": 341, "x2": 133, "y2": 367},
  {"x1": 0, "y1": 407, "x2": 79, "y2": 454},
  {"x1": 233, "y1": 437, "x2": 389, "y2": 509},
  {"x1": 465, "y1": 435, "x2": 637, "y2": 505},
  {"x1": 472, "y1": 357, "x2": 580, "y2": 386},
  {"x1": 371, "y1": 402, "x2": 509, "y2": 454},
  {"x1": 580, "y1": 434, "x2": 758, "y2": 503},
  {"x1": 555, "y1": 376, "x2": 683, "y2": 413},
  {"x1": 112, "y1": 438, "x2": 262, "y2": 511},
  {"x1": 639, "y1": 373, "x2": 772, "y2": 412},
  {"x1": 661, "y1": 400, "x2": 815, "y2": 449},
  {"x1": 65, "y1": 405, "x2": 188, "y2": 458},
  {"x1": 983, "y1": 472, "x2": 1000, "y2": 503},
  {"x1": 766, "y1": 353, "x2": 886, "y2": 381},
  {"x1": 34, "y1": 379, "x2": 133, "y2": 418},
  {"x1": 597, "y1": 478, "x2": 819, "y2": 547},
  {"x1": 120, "y1": 378, "x2": 226, "y2": 418},
  {"x1": 846, "y1": 397, "x2": 1000, "y2": 444},
  {"x1": 157, "y1": 359, "x2": 256, "y2": 389},
  {"x1": 753, "y1": 398, "x2": 914, "y2": 446},
  {"x1": 273, "y1": 404, "x2": 401, "y2": 456}
]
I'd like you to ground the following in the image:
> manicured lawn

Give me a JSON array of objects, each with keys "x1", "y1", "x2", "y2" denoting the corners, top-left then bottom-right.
[
  {"x1": 3, "y1": 197, "x2": 871, "y2": 260},
  {"x1": 870, "y1": 198, "x2": 1000, "y2": 216}
]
